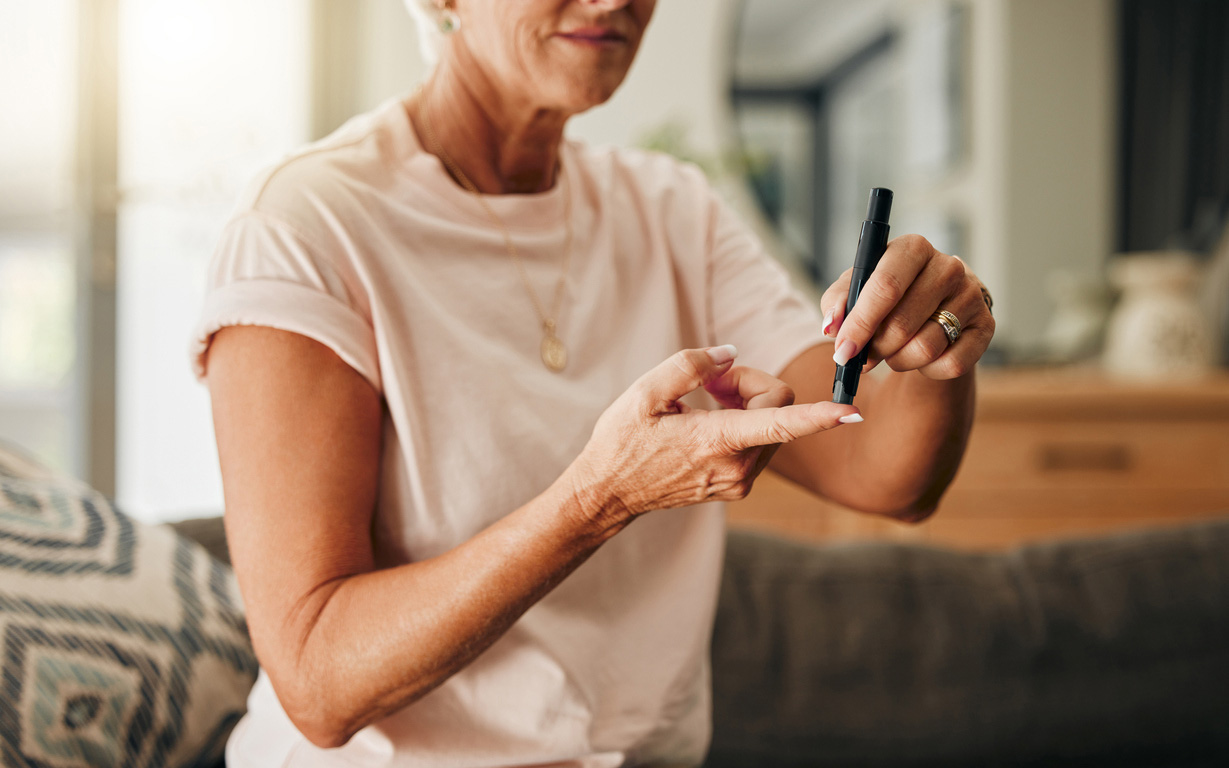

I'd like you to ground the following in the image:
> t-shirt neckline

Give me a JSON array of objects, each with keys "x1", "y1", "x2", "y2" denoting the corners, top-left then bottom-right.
[{"x1": 388, "y1": 94, "x2": 575, "y2": 234}]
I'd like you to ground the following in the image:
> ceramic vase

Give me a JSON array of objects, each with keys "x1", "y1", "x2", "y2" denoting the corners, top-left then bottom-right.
[{"x1": 1102, "y1": 252, "x2": 1216, "y2": 379}]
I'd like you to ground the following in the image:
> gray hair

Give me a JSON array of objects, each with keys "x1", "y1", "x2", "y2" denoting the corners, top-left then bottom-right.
[{"x1": 403, "y1": 0, "x2": 446, "y2": 66}]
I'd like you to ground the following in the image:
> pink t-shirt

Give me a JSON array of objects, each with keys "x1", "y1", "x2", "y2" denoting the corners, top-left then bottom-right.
[{"x1": 190, "y1": 94, "x2": 827, "y2": 767}]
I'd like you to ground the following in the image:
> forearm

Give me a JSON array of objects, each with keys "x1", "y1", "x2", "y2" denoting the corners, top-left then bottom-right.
[
  {"x1": 779, "y1": 232, "x2": 993, "y2": 516},
  {"x1": 276, "y1": 467, "x2": 626, "y2": 747},
  {"x1": 772, "y1": 342, "x2": 978, "y2": 519},
  {"x1": 846, "y1": 367, "x2": 977, "y2": 518}
]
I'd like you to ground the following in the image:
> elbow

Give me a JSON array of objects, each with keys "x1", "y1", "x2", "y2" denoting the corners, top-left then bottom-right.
[
  {"x1": 275, "y1": 660, "x2": 437, "y2": 749},
  {"x1": 267, "y1": 579, "x2": 366, "y2": 748},
  {"x1": 848, "y1": 486, "x2": 944, "y2": 523},
  {"x1": 270, "y1": 646, "x2": 360, "y2": 749},
  {"x1": 298, "y1": 724, "x2": 353, "y2": 751},
  {"x1": 887, "y1": 483, "x2": 950, "y2": 523},
  {"x1": 281, "y1": 683, "x2": 359, "y2": 749},
  {"x1": 889, "y1": 499, "x2": 940, "y2": 524}
]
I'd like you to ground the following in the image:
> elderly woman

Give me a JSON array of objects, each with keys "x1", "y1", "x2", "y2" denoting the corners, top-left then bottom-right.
[{"x1": 191, "y1": 0, "x2": 994, "y2": 765}]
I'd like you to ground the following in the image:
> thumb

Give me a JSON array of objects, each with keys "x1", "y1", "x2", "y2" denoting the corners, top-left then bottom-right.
[
  {"x1": 707, "y1": 400, "x2": 861, "y2": 451},
  {"x1": 634, "y1": 346, "x2": 739, "y2": 415}
]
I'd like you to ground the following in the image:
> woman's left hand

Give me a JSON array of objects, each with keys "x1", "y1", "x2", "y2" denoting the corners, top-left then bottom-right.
[{"x1": 819, "y1": 234, "x2": 996, "y2": 379}]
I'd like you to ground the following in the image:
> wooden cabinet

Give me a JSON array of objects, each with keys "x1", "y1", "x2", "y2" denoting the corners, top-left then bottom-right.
[{"x1": 728, "y1": 369, "x2": 1229, "y2": 550}]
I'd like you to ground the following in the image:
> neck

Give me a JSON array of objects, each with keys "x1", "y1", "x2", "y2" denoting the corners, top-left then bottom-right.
[{"x1": 414, "y1": 46, "x2": 570, "y2": 195}]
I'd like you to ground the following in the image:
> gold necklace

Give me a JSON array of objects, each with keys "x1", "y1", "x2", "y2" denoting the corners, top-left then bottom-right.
[{"x1": 414, "y1": 93, "x2": 573, "y2": 373}]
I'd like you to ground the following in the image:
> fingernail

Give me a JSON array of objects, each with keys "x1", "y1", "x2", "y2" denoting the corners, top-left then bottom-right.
[
  {"x1": 822, "y1": 308, "x2": 836, "y2": 336},
  {"x1": 706, "y1": 344, "x2": 738, "y2": 365},
  {"x1": 833, "y1": 340, "x2": 858, "y2": 367},
  {"x1": 838, "y1": 413, "x2": 864, "y2": 424}
]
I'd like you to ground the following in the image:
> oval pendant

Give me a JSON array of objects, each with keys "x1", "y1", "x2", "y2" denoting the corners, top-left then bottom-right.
[{"x1": 541, "y1": 333, "x2": 567, "y2": 372}]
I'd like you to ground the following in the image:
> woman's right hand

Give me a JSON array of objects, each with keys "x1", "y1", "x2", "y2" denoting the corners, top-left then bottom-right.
[{"x1": 568, "y1": 345, "x2": 862, "y2": 523}]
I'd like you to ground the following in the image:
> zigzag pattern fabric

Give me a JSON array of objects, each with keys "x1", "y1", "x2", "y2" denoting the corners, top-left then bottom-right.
[{"x1": 0, "y1": 447, "x2": 257, "y2": 767}]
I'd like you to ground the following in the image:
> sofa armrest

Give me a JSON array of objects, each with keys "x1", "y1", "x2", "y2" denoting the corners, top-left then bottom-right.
[{"x1": 169, "y1": 515, "x2": 231, "y2": 566}]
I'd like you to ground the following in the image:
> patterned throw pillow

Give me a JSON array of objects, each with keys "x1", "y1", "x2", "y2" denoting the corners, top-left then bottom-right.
[{"x1": 0, "y1": 445, "x2": 257, "y2": 767}]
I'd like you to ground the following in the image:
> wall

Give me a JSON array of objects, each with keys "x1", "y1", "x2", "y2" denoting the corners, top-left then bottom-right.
[
  {"x1": 905, "y1": 0, "x2": 1117, "y2": 351},
  {"x1": 998, "y1": 0, "x2": 1116, "y2": 349}
]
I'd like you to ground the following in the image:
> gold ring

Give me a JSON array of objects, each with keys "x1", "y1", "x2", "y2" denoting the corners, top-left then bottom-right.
[{"x1": 930, "y1": 309, "x2": 962, "y2": 344}]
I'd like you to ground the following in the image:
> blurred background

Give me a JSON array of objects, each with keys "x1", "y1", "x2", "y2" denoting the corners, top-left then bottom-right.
[{"x1": 1, "y1": 0, "x2": 1227, "y2": 545}]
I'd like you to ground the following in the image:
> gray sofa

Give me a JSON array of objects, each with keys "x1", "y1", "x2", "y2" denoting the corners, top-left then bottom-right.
[
  {"x1": 169, "y1": 515, "x2": 1229, "y2": 767},
  {"x1": 708, "y1": 524, "x2": 1229, "y2": 766}
]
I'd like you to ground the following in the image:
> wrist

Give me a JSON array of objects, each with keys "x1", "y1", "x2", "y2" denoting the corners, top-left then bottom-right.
[{"x1": 556, "y1": 459, "x2": 633, "y2": 545}]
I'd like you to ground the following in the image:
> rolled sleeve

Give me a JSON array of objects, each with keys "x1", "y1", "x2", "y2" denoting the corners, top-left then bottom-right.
[
  {"x1": 190, "y1": 278, "x2": 382, "y2": 393},
  {"x1": 188, "y1": 211, "x2": 380, "y2": 393}
]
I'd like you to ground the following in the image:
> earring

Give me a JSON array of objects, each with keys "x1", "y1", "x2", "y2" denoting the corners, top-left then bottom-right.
[{"x1": 439, "y1": 7, "x2": 460, "y2": 34}]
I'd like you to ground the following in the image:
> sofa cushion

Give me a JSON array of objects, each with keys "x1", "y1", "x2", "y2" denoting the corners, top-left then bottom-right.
[
  {"x1": 708, "y1": 522, "x2": 1229, "y2": 767},
  {"x1": 0, "y1": 444, "x2": 257, "y2": 767}
]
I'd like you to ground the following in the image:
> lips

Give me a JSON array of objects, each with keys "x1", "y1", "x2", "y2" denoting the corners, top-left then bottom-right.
[{"x1": 557, "y1": 27, "x2": 627, "y2": 43}]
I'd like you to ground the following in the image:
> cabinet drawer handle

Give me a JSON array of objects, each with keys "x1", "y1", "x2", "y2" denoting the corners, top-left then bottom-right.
[{"x1": 1038, "y1": 443, "x2": 1132, "y2": 472}]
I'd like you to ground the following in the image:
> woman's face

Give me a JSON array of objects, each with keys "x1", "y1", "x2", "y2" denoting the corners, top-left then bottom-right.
[{"x1": 451, "y1": 0, "x2": 657, "y2": 113}]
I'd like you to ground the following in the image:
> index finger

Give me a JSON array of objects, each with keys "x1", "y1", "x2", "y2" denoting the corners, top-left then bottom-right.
[
  {"x1": 702, "y1": 400, "x2": 861, "y2": 452},
  {"x1": 833, "y1": 235, "x2": 933, "y2": 365}
]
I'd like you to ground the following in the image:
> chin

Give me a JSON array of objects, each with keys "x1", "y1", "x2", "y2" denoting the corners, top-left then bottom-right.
[{"x1": 551, "y1": 72, "x2": 629, "y2": 113}]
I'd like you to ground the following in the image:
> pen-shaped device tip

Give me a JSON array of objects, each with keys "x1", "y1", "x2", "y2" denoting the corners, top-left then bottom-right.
[
  {"x1": 867, "y1": 188, "x2": 893, "y2": 224},
  {"x1": 830, "y1": 378, "x2": 850, "y2": 407}
]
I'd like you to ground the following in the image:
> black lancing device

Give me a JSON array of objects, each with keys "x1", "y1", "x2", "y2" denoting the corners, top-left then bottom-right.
[{"x1": 832, "y1": 187, "x2": 892, "y2": 404}]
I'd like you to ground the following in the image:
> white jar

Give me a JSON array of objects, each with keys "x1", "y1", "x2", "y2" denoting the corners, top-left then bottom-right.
[{"x1": 1102, "y1": 252, "x2": 1216, "y2": 380}]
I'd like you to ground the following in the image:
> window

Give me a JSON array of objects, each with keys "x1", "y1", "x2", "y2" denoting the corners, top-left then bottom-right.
[
  {"x1": 116, "y1": 0, "x2": 312, "y2": 521},
  {"x1": 0, "y1": 1, "x2": 81, "y2": 474}
]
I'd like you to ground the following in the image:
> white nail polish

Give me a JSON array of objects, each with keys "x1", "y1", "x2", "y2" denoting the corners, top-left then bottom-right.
[
  {"x1": 833, "y1": 340, "x2": 857, "y2": 367},
  {"x1": 705, "y1": 344, "x2": 738, "y2": 365},
  {"x1": 838, "y1": 413, "x2": 864, "y2": 424}
]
